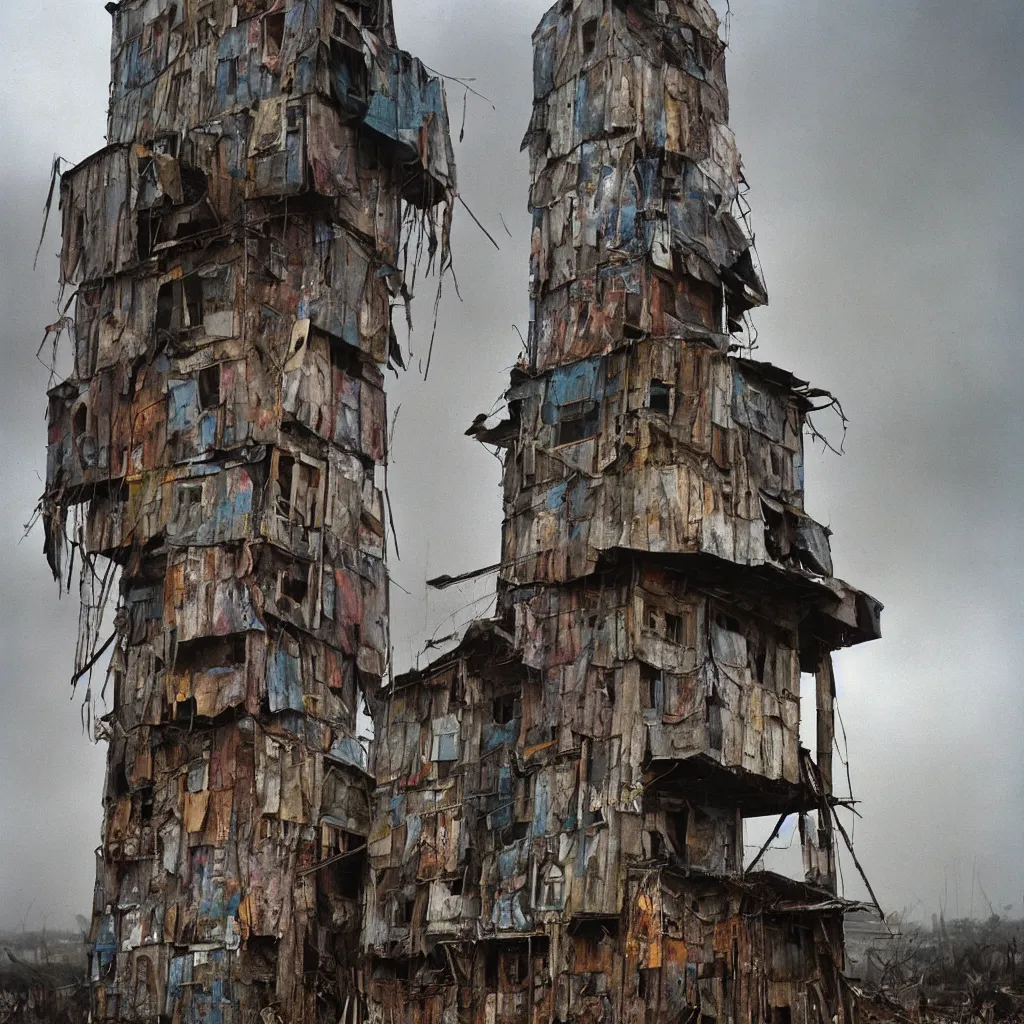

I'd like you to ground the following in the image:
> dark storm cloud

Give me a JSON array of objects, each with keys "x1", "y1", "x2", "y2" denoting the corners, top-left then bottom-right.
[{"x1": 0, "y1": 0, "x2": 1019, "y2": 928}]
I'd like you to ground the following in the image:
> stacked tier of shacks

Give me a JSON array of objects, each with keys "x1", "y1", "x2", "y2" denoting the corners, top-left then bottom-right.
[
  {"x1": 42, "y1": 1, "x2": 454, "y2": 1021},
  {"x1": 364, "y1": 2, "x2": 882, "y2": 1023}
]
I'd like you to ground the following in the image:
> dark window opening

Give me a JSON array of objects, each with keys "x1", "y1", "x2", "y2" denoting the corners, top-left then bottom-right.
[
  {"x1": 286, "y1": 104, "x2": 302, "y2": 131},
  {"x1": 506, "y1": 949, "x2": 529, "y2": 986},
  {"x1": 333, "y1": 849, "x2": 364, "y2": 901},
  {"x1": 569, "y1": 915, "x2": 620, "y2": 940},
  {"x1": 770, "y1": 446, "x2": 782, "y2": 479},
  {"x1": 702, "y1": 1016, "x2": 717, "y2": 1024},
  {"x1": 665, "y1": 613, "x2": 683, "y2": 645},
  {"x1": 198, "y1": 365, "x2": 221, "y2": 410},
  {"x1": 668, "y1": 809, "x2": 688, "y2": 860},
  {"x1": 509, "y1": 821, "x2": 530, "y2": 842},
  {"x1": 753, "y1": 638, "x2": 768, "y2": 685},
  {"x1": 556, "y1": 400, "x2": 599, "y2": 446},
  {"x1": 281, "y1": 569, "x2": 309, "y2": 607},
  {"x1": 492, "y1": 693, "x2": 517, "y2": 725},
  {"x1": 447, "y1": 876, "x2": 464, "y2": 897},
  {"x1": 137, "y1": 212, "x2": 155, "y2": 259},
  {"x1": 771, "y1": 1007, "x2": 792, "y2": 1024},
  {"x1": 183, "y1": 276, "x2": 203, "y2": 329},
  {"x1": 302, "y1": 938, "x2": 318, "y2": 974},
  {"x1": 137, "y1": 153, "x2": 155, "y2": 182},
  {"x1": 223, "y1": 57, "x2": 238, "y2": 93},
  {"x1": 716, "y1": 613, "x2": 742, "y2": 634},
  {"x1": 648, "y1": 379, "x2": 672, "y2": 415},
  {"x1": 646, "y1": 607, "x2": 659, "y2": 631},
  {"x1": 176, "y1": 634, "x2": 247, "y2": 671},
  {"x1": 180, "y1": 165, "x2": 209, "y2": 205},
  {"x1": 140, "y1": 785, "x2": 155, "y2": 822},
  {"x1": 72, "y1": 404, "x2": 88, "y2": 442},
  {"x1": 642, "y1": 665, "x2": 663, "y2": 711},
  {"x1": 110, "y1": 761, "x2": 131, "y2": 799},
  {"x1": 582, "y1": 18, "x2": 599, "y2": 56},
  {"x1": 175, "y1": 483, "x2": 204, "y2": 526},
  {"x1": 649, "y1": 830, "x2": 664, "y2": 860},
  {"x1": 156, "y1": 281, "x2": 176, "y2": 332},
  {"x1": 638, "y1": 969, "x2": 659, "y2": 1000},
  {"x1": 332, "y1": 7, "x2": 345, "y2": 38},
  {"x1": 263, "y1": 12, "x2": 285, "y2": 60},
  {"x1": 175, "y1": 697, "x2": 198, "y2": 722},
  {"x1": 276, "y1": 454, "x2": 296, "y2": 518},
  {"x1": 484, "y1": 946, "x2": 499, "y2": 988},
  {"x1": 402, "y1": 899, "x2": 415, "y2": 925}
]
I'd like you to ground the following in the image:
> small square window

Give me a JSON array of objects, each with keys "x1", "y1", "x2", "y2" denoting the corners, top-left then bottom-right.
[
  {"x1": 665, "y1": 613, "x2": 683, "y2": 645},
  {"x1": 642, "y1": 665, "x2": 663, "y2": 711},
  {"x1": 175, "y1": 483, "x2": 203, "y2": 520},
  {"x1": 332, "y1": 6, "x2": 346, "y2": 39},
  {"x1": 198, "y1": 365, "x2": 220, "y2": 410},
  {"x1": 280, "y1": 568, "x2": 309, "y2": 607},
  {"x1": 492, "y1": 693, "x2": 517, "y2": 725},
  {"x1": 648, "y1": 379, "x2": 672, "y2": 415},
  {"x1": 557, "y1": 400, "x2": 599, "y2": 446},
  {"x1": 263, "y1": 12, "x2": 285, "y2": 61}
]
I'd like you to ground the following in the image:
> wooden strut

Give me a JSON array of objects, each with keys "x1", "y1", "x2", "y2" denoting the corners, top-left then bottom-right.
[
  {"x1": 829, "y1": 803, "x2": 886, "y2": 922},
  {"x1": 744, "y1": 809, "x2": 792, "y2": 875}
]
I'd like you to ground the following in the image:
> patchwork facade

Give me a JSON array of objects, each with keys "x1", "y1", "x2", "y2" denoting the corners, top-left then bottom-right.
[
  {"x1": 42, "y1": 1, "x2": 453, "y2": 1021},
  {"x1": 365, "y1": 1, "x2": 881, "y2": 1023},
  {"x1": 45, "y1": 1, "x2": 882, "y2": 1022}
]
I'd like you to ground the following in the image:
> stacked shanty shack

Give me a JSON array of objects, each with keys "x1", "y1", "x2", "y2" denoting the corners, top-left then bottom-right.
[
  {"x1": 363, "y1": 2, "x2": 881, "y2": 1022},
  {"x1": 42, "y1": 1, "x2": 453, "y2": 1020}
]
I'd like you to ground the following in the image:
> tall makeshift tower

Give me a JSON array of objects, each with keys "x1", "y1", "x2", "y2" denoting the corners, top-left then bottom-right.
[
  {"x1": 42, "y1": 1, "x2": 453, "y2": 1020},
  {"x1": 365, "y1": 1, "x2": 881, "y2": 1022}
]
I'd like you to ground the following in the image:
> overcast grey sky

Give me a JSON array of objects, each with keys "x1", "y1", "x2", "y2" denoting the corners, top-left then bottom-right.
[{"x1": 0, "y1": 0, "x2": 1021, "y2": 930}]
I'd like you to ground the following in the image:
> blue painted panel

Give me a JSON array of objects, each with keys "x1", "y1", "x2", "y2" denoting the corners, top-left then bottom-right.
[
  {"x1": 327, "y1": 736, "x2": 367, "y2": 770},
  {"x1": 168, "y1": 380, "x2": 198, "y2": 434},
  {"x1": 482, "y1": 720, "x2": 519, "y2": 754},
  {"x1": 545, "y1": 481, "x2": 567, "y2": 511},
  {"x1": 268, "y1": 644, "x2": 303, "y2": 713},
  {"x1": 389, "y1": 794, "x2": 406, "y2": 829},
  {"x1": 547, "y1": 356, "x2": 603, "y2": 407},
  {"x1": 533, "y1": 30, "x2": 556, "y2": 96},
  {"x1": 532, "y1": 773, "x2": 551, "y2": 837},
  {"x1": 362, "y1": 50, "x2": 446, "y2": 160}
]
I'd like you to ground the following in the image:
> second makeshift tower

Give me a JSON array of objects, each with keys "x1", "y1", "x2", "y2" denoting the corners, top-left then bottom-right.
[{"x1": 363, "y1": 1, "x2": 882, "y2": 1022}]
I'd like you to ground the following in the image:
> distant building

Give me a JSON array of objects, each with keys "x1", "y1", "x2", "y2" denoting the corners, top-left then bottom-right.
[{"x1": 845, "y1": 910, "x2": 900, "y2": 988}]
